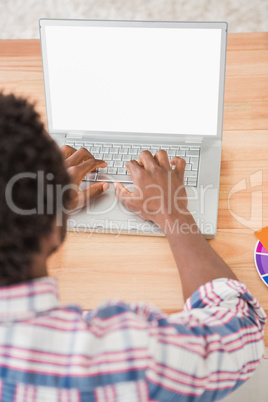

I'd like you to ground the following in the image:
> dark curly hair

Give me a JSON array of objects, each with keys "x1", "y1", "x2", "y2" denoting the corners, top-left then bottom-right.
[{"x1": 0, "y1": 93, "x2": 71, "y2": 286}]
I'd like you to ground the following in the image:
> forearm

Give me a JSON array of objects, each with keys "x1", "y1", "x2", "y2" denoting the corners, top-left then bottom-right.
[
  {"x1": 162, "y1": 211, "x2": 237, "y2": 301},
  {"x1": 114, "y1": 151, "x2": 237, "y2": 301}
]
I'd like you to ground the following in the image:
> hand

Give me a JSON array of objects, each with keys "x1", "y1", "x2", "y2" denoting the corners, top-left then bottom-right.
[
  {"x1": 61, "y1": 145, "x2": 109, "y2": 211},
  {"x1": 114, "y1": 150, "x2": 189, "y2": 230}
]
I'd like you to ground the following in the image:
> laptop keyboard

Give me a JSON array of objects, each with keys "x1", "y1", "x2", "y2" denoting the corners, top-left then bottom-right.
[{"x1": 64, "y1": 141, "x2": 200, "y2": 187}]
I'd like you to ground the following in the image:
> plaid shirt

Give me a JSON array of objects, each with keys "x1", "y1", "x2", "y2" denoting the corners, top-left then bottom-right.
[{"x1": 0, "y1": 277, "x2": 266, "y2": 401}]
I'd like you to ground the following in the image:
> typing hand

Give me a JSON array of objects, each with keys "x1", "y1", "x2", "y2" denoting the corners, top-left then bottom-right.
[
  {"x1": 114, "y1": 150, "x2": 188, "y2": 231},
  {"x1": 61, "y1": 145, "x2": 109, "y2": 211}
]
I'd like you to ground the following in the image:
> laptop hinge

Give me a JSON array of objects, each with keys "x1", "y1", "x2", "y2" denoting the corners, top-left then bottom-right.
[
  {"x1": 66, "y1": 133, "x2": 83, "y2": 139},
  {"x1": 65, "y1": 133, "x2": 205, "y2": 143}
]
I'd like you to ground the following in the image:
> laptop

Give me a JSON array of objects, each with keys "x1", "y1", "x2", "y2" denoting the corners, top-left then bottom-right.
[{"x1": 39, "y1": 19, "x2": 227, "y2": 238}]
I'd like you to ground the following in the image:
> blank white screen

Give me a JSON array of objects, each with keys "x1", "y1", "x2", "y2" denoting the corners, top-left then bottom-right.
[{"x1": 45, "y1": 25, "x2": 222, "y2": 136}]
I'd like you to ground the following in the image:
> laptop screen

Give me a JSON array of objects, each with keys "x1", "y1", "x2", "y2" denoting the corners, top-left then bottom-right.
[{"x1": 43, "y1": 24, "x2": 223, "y2": 136}]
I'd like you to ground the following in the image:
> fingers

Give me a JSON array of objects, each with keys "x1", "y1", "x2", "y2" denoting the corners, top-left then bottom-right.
[
  {"x1": 138, "y1": 150, "x2": 157, "y2": 170},
  {"x1": 83, "y1": 181, "x2": 110, "y2": 202},
  {"x1": 69, "y1": 158, "x2": 107, "y2": 183},
  {"x1": 69, "y1": 181, "x2": 110, "y2": 211},
  {"x1": 61, "y1": 145, "x2": 77, "y2": 159},
  {"x1": 65, "y1": 147, "x2": 94, "y2": 168},
  {"x1": 114, "y1": 182, "x2": 135, "y2": 210},
  {"x1": 77, "y1": 158, "x2": 107, "y2": 177},
  {"x1": 125, "y1": 160, "x2": 143, "y2": 180},
  {"x1": 170, "y1": 157, "x2": 186, "y2": 177},
  {"x1": 154, "y1": 150, "x2": 170, "y2": 170}
]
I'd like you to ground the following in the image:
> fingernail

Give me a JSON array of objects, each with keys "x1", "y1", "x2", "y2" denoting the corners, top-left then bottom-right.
[
  {"x1": 103, "y1": 183, "x2": 109, "y2": 191},
  {"x1": 113, "y1": 182, "x2": 117, "y2": 189}
]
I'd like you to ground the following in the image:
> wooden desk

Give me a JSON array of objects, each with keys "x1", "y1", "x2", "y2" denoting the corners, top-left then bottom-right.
[{"x1": 1, "y1": 33, "x2": 268, "y2": 353}]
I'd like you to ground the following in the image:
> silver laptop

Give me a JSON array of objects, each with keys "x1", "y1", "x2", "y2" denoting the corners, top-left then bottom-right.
[{"x1": 39, "y1": 19, "x2": 227, "y2": 238}]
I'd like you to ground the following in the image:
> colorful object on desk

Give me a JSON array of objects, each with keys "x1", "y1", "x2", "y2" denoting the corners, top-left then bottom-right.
[
  {"x1": 255, "y1": 226, "x2": 268, "y2": 254},
  {"x1": 254, "y1": 226, "x2": 268, "y2": 287}
]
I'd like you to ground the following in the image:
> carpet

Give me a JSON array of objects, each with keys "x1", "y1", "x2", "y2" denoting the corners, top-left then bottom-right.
[{"x1": 0, "y1": 0, "x2": 267, "y2": 39}]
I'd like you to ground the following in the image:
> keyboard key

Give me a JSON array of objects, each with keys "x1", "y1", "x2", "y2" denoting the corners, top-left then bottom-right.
[
  {"x1": 182, "y1": 156, "x2": 190, "y2": 163},
  {"x1": 107, "y1": 161, "x2": 114, "y2": 167},
  {"x1": 129, "y1": 156, "x2": 138, "y2": 162},
  {"x1": 188, "y1": 180, "x2": 197, "y2": 187},
  {"x1": 94, "y1": 154, "x2": 103, "y2": 159},
  {"x1": 180, "y1": 146, "x2": 190, "y2": 151},
  {"x1": 97, "y1": 174, "x2": 132, "y2": 183},
  {"x1": 85, "y1": 142, "x2": 94, "y2": 146},
  {"x1": 121, "y1": 148, "x2": 129, "y2": 154},
  {"x1": 100, "y1": 147, "x2": 109, "y2": 153},
  {"x1": 168, "y1": 150, "x2": 176, "y2": 157},
  {"x1": 98, "y1": 167, "x2": 108, "y2": 173},
  {"x1": 123, "y1": 155, "x2": 132, "y2": 161},
  {"x1": 118, "y1": 168, "x2": 127, "y2": 174},
  {"x1": 104, "y1": 144, "x2": 112, "y2": 147},
  {"x1": 83, "y1": 172, "x2": 97, "y2": 181},
  {"x1": 104, "y1": 154, "x2": 112, "y2": 161},
  {"x1": 190, "y1": 146, "x2": 200, "y2": 150},
  {"x1": 110, "y1": 148, "x2": 119, "y2": 154},
  {"x1": 75, "y1": 142, "x2": 84, "y2": 147},
  {"x1": 185, "y1": 163, "x2": 192, "y2": 171},
  {"x1": 184, "y1": 170, "x2": 198, "y2": 178},
  {"x1": 176, "y1": 151, "x2": 186, "y2": 157},
  {"x1": 129, "y1": 148, "x2": 138, "y2": 155},
  {"x1": 114, "y1": 161, "x2": 123, "y2": 168},
  {"x1": 186, "y1": 150, "x2": 199, "y2": 157},
  {"x1": 190, "y1": 157, "x2": 199, "y2": 170},
  {"x1": 113, "y1": 154, "x2": 122, "y2": 160},
  {"x1": 91, "y1": 146, "x2": 100, "y2": 153},
  {"x1": 65, "y1": 142, "x2": 74, "y2": 146},
  {"x1": 108, "y1": 167, "x2": 117, "y2": 174},
  {"x1": 132, "y1": 144, "x2": 140, "y2": 149}
]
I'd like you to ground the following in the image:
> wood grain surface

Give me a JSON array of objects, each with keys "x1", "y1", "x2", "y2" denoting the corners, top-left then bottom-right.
[{"x1": 1, "y1": 33, "x2": 268, "y2": 354}]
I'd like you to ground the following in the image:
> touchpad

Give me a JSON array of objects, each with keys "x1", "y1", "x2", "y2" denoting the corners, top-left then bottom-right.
[{"x1": 86, "y1": 182, "x2": 144, "y2": 222}]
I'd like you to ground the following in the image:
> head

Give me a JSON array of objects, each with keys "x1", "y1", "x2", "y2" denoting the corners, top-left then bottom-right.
[{"x1": 0, "y1": 93, "x2": 71, "y2": 286}]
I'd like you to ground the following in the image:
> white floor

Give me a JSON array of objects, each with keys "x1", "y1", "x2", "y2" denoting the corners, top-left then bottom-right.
[{"x1": 0, "y1": 0, "x2": 268, "y2": 38}]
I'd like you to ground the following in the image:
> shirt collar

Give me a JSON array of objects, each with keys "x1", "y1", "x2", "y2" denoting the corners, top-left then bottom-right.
[{"x1": 0, "y1": 277, "x2": 60, "y2": 321}]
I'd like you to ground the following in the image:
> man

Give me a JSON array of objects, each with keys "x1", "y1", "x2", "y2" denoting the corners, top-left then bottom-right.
[{"x1": 0, "y1": 92, "x2": 266, "y2": 401}]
